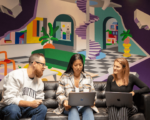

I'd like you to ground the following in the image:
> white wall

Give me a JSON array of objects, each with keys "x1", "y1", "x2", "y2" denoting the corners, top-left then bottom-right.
[{"x1": 0, "y1": 44, "x2": 42, "y2": 59}]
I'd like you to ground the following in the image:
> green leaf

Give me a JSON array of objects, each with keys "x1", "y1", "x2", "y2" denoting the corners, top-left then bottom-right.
[
  {"x1": 20, "y1": 30, "x2": 27, "y2": 33},
  {"x1": 48, "y1": 23, "x2": 53, "y2": 36},
  {"x1": 122, "y1": 35, "x2": 128, "y2": 41},
  {"x1": 39, "y1": 36, "x2": 49, "y2": 41},
  {"x1": 18, "y1": 65, "x2": 22, "y2": 68},
  {"x1": 127, "y1": 29, "x2": 130, "y2": 33},
  {"x1": 42, "y1": 27, "x2": 49, "y2": 37},
  {"x1": 128, "y1": 34, "x2": 132, "y2": 38},
  {"x1": 120, "y1": 33, "x2": 126, "y2": 36},
  {"x1": 41, "y1": 40, "x2": 49, "y2": 45},
  {"x1": 51, "y1": 37, "x2": 58, "y2": 41},
  {"x1": 52, "y1": 26, "x2": 59, "y2": 36}
]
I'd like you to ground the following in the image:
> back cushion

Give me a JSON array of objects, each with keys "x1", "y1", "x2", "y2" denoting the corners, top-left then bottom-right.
[
  {"x1": 43, "y1": 81, "x2": 107, "y2": 108},
  {"x1": 94, "y1": 82, "x2": 107, "y2": 107}
]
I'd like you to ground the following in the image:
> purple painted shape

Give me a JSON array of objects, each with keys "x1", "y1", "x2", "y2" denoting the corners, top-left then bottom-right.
[
  {"x1": 134, "y1": 18, "x2": 139, "y2": 24},
  {"x1": 144, "y1": 25, "x2": 149, "y2": 29},
  {"x1": 0, "y1": 74, "x2": 4, "y2": 80},
  {"x1": 93, "y1": 73, "x2": 109, "y2": 82},
  {"x1": 0, "y1": 68, "x2": 14, "y2": 73},
  {"x1": 0, "y1": 0, "x2": 38, "y2": 40},
  {"x1": 130, "y1": 58, "x2": 150, "y2": 90}
]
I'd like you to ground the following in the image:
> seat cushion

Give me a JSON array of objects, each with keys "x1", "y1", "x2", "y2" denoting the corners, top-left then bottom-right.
[
  {"x1": 129, "y1": 113, "x2": 145, "y2": 120},
  {"x1": 45, "y1": 107, "x2": 108, "y2": 120}
]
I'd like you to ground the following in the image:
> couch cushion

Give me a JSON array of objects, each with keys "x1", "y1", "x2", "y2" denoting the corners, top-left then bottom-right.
[
  {"x1": 94, "y1": 82, "x2": 107, "y2": 108},
  {"x1": 129, "y1": 113, "x2": 145, "y2": 120},
  {"x1": 45, "y1": 107, "x2": 108, "y2": 120}
]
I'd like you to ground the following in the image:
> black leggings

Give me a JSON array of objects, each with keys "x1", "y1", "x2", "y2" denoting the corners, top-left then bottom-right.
[{"x1": 108, "y1": 105, "x2": 138, "y2": 120}]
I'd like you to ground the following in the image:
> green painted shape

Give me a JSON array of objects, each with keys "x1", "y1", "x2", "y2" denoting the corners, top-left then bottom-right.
[
  {"x1": 32, "y1": 49, "x2": 85, "y2": 70},
  {"x1": 56, "y1": 22, "x2": 61, "y2": 39},
  {"x1": 53, "y1": 14, "x2": 74, "y2": 46},
  {"x1": 95, "y1": 7, "x2": 147, "y2": 56}
]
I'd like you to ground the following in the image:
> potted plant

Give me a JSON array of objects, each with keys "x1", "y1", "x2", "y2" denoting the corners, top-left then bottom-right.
[
  {"x1": 39, "y1": 23, "x2": 59, "y2": 49},
  {"x1": 120, "y1": 30, "x2": 132, "y2": 57}
]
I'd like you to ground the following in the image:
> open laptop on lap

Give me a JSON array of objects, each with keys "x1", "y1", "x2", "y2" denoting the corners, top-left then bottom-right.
[
  {"x1": 68, "y1": 92, "x2": 96, "y2": 106},
  {"x1": 106, "y1": 92, "x2": 132, "y2": 108}
]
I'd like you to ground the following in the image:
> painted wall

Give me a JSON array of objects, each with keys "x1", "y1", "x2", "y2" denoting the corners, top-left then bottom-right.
[
  {"x1": 0, "y1": 0, "x2": 95, "y2": 58},
  {"x1": 95, "y1": 7, "x2": 147, "y2": 56},
  {"x1": 36, "y1": 0, "x2": 95, "y2": 51},
  {"x1": 111, "y1": 0, "x2": 150, "y2": 56}
]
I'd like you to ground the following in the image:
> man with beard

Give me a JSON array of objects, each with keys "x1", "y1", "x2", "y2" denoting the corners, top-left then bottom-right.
[{"x1": 0, "y1": 53, "x2": 47, "y2": 120}]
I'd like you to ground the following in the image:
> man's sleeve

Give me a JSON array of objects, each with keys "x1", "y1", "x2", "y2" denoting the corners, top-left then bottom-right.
[{"x1": 3, "y1": 74, "x2": 23, "y2": 105}]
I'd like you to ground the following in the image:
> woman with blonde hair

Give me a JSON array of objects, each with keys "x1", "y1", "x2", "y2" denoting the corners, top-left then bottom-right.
[{"x1": 106, "y1": 57, "x2": 149, "y2": 120}]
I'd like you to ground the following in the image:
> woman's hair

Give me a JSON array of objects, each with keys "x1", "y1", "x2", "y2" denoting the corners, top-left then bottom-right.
[
  {"x1": 113, "y1": 57, "x2": 130, "y2": 86},
  {"x1": 65, "y1": 54, "x2": 84, "y2": 73}
]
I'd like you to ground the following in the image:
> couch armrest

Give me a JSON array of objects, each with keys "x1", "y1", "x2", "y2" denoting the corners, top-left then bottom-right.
[
  {"x1": 0, "y1": 90, "x2": 2, "y2": 101},
  {"x1": 133, "y1": 93, "x2": 150, "y2": 120}
]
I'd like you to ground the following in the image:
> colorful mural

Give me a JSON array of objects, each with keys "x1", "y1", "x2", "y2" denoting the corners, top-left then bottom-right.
[{"x1": 0, "y1": 0, "x2": 150, "y2": 90}]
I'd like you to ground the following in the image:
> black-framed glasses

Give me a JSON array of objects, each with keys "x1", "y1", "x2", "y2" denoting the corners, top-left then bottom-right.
[{"x1": 31, "y1": 61, "x2": 46, "y2": 67}]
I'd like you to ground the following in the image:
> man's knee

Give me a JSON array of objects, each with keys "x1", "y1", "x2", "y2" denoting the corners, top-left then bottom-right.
[{"x1": 2, "y1": 104, "x2": 21, "y2": 117}]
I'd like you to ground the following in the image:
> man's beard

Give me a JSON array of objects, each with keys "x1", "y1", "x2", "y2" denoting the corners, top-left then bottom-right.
[{"x1": 35, "y1": 69, "x2": 43, "y2": 78}]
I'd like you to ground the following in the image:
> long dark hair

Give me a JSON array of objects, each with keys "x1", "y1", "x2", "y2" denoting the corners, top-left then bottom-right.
[{"x1": 65, "y1": 54, "x2": 84, "y2": 73}]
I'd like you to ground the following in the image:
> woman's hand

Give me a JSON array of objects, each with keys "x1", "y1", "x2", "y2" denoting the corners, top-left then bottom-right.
[
  {"x1": 63, "y1": 100, "x2": 71, "y2": 111},
  {"x1": 130, "y1": 91, "x2": 135, "y2": 96},
  {"x1": 91, "y1": 101, "x2": 95, "y2": 107}
]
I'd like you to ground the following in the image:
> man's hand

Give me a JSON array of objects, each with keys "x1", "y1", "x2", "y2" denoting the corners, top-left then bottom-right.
[
  {"x1": 30, "y1": 100, "x2": 43, "y2": 108},
  {"x1": 63, "y1": 100, "x2": 71, "y2": 111},
  {"x1": 130, "y1": 91, "x2": 135, "y2": 96}
]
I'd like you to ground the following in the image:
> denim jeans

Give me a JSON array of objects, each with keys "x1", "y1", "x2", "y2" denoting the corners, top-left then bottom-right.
[
  {"x1": 63, "y1": 106, "x2": 94, "y2": 120},
  {"x1": 0, "y1": 104, "x2": 47, "y2": 120}
]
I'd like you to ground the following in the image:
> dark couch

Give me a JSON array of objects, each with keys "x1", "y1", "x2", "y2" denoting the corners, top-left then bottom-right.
[{"x1": 0, "y1": 81, "x2": 150, "y2": 120}]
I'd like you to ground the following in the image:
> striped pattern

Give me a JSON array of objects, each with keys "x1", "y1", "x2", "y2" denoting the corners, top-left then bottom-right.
[
  {"x1": 108, "y1": 105, "x2": 138, "y2": 120},
  {"x1": 88, "y1": 40, "x2": 101, "y2": 59}
]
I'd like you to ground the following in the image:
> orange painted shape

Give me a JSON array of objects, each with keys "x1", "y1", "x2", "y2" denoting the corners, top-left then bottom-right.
[
  {"x1": 0, "y1": 51, "x2": 16, "y2": 76},
  {"x1": 33, "y1": 20, "x2": 37, "y2": 37},
  {"x1": 43, "y1": 43, "x2": 55, "y2": 49}
]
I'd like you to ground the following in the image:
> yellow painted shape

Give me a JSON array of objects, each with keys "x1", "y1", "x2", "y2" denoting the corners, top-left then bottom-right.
[
  {"x1": 23, "y1": 64, "x2": 29, "y2": 68},
  {"x1": 26, "y1": 17, "x2": 43, "y2": 44},
  {"x1": 107, "y1": 39, "x2": 111, "y2": 42},
  {"x1": 50, "y1": 69, "x2": 62, "y2": 76},
  {"x1": 35, "y1": 17, "x2": 43, "y2": 21},
  {"x1": 62, "y1": 25, "x2": 65, "y2": 27},
  {"x1": 42, "y1": 78, "x2": 48, "y2": 81}
]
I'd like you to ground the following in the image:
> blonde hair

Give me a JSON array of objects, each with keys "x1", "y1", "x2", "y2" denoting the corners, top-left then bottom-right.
[{"x1": 113, "y1": 58, "x2": 130, "y2": 86}]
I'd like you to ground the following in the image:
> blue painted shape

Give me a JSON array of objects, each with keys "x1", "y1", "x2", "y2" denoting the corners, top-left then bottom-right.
[
  {"x1": 15, "y1": 32, "x2": 24, "y2": 44},
  {"x1": 78, "y1": 51, "x2": 106, "y2": 59},
  {"x1": 5, "y1": 33, "x2": 10, "y2": 40},
  {"x1": 63, "y1": 35, "x2": 66, "y2": 39},
  {"x1": 75, "y1": 1, "x2": 98, "y2": 5}
]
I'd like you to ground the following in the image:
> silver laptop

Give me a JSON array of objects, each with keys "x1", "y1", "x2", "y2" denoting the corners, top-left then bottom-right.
[
  {"x1": 106, "y1": 92, "x2": 132, "y2": 108},
  {"x1": 68, "y1": 92, "x2": 96, "y2": 106}
]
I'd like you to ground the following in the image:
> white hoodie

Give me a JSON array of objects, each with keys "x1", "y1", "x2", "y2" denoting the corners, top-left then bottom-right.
[{"x1": 0, "y1": 68, "x2": 44, "y2": 108}]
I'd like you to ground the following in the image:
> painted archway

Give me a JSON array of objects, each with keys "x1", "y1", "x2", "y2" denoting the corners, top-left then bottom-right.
[{"x1": 53, "y1": 14, "x2": 74, "y2": 46}]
